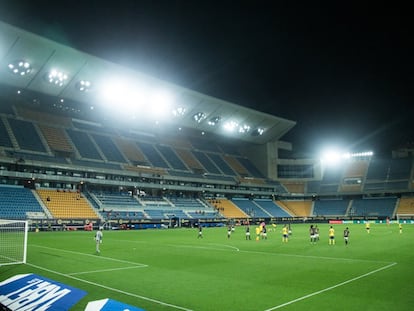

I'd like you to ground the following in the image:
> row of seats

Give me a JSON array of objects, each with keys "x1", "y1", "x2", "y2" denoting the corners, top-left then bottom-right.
[
  {"x1": 2, "y1": 106, "x2": 413, "y2": 193},
  {"x1": 1, "y1": 184, "x2": 414, "y2": 221},
  {"x1": 1, "y1": 110, "x2": 263, "y2": 179}
]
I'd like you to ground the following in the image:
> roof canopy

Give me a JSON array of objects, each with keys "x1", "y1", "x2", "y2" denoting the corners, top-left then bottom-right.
[{"x1": 0, "y1": 21, "x2": 296, "y2": 144}]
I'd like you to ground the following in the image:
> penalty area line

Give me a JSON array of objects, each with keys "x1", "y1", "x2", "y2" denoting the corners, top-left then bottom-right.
[
  {"x1": 31, "y1": 244, "x2": 148, "y2": 267},
  {"x1": 67, "y1": 265, "x2": 146, "y2": 276},
  {"x1": 26, "y1": 262, "x2": 194, "y2": 311},
  {"x1": 264, "y1": 262, "x2": 397, "y2": 311}
]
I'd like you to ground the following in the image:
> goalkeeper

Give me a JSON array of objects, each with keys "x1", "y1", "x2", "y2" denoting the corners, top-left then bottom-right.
[{"x1": 95, "y1": 227, "x2": 103, "y2": 253}]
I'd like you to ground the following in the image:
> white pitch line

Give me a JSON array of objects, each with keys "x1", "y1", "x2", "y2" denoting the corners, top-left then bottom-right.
[
  {"x1": 67, "y1": 265, "x2": 146, "y2": 276},
  {"x1": 167, "y1": 243, "x2": 391, "y2": 265},
  {"x1": 31, "y1": 244, "x2": 148, "y2": 267},
  {"x1": 263, "y1": 262, "x2": 397, "y2": 311},
  {"x1": 26, "y1": 262, "x2": 194, "y2": 311},
  {"x1": 238, "y1": 249, "x2": 394, "y2": 264},
  {"x1": 207, "y1": 243, "x2": 240, "y2": 251},
  {"x1": 168, "y1": 244, "x2": 239, "y2": 252}
]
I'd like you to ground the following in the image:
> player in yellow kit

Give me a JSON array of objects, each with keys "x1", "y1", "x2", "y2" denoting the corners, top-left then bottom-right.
[
  {"x1": 255, "y1": 226, "x2": 261, "y2": 241},
  {"x1": 328, "y1": 226, "x2": 335, "y2": 245},
  {"x1": 282, "y1": 225, "x2": 289, "y2": 243},
  {"x1": 365, "y1": 222, "x2": 370, "y2": 234}
]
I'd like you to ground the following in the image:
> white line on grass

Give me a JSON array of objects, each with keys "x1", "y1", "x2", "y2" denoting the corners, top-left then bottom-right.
[
  {"x1": 67, "y1": 266, "x2": 146, "y2": 276},
  {"x1": 168, "y1": 244, "x2": 239, "y2": 252},
  {"x1": 238, "y1": 249, "x2": 394, "y2": 264},
  {"x1": 168, "y1": 243, "x2": 393, "y2": 265},
  {"x1": 263, "y1": 262, "x2": 397, "y2": 311},
  {"x1": 31, "y1": 244, "x2": 148, "y2": 267},
  {"x1": 208, "y1": 243, "x2": 240, "y2": 251},
  {"x1": 26, "y1": 262, "x2": 194, "y2": 311}
]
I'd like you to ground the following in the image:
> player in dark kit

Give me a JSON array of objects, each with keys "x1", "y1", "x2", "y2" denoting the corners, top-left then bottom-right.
[
  {"x1": 198, "y1": 224, "x2": 203, "y2": 238},
  {"x1": 343, "y1": 227, "x2": 350, "y2": 245},
  {"x1": 309, "y1": 225, "x2": 316, "y2": 244},
  {"x1": 245, "y1": 225, "x2": 251, "y2": 240}
]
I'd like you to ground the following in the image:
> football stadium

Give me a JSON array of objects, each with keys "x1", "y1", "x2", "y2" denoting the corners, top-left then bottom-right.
[{"x1": 1, "y1": 20, "x2": 414, "y2": 311}]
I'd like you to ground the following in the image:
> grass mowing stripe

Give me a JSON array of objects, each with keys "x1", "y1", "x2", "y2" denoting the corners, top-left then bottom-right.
[
  {"x1": 264, "y1": 262, "x2": 397, "y2": 311},
  {"x1": 25, "y1": 262, "x2": 194, "y2": 311}
]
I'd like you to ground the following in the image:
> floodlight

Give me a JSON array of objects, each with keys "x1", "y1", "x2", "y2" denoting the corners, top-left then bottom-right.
[
  {"x1": 172, "y1": 106, "x2": 186, "y2": 117},
  {"x1": 349, "y1": 151, "x2": 373, "y2": 158},
  {"x1": 193, "y1": 112, "x2": 206, "y2": 123},
  {"x1": 321, "y1": 150, "x2": 342, "y2": 163},
  {"x1": 208, "y1": 116, "x2": 221, "y2": 126},
  {"x1": 99, "y1": 79, "x2": 145, "y2": 111},
  {"x1": 251, "y1": 127, "x2": 265, "y2": 136},
  {"x1": 322, "y1": 149, "x2": 374, "y2": 164},
  {"x1": 238, "y1": 124, "x2": 251, "y2": 133},
  {"x1": 45, "y1": 69, "x2": 68, "y2": 87},
  {"x1": 150, "y1": 90, "x2": 174, "y2": 106},
  {"x1": 148, "y1": 90, "x2": 174, "y2": 119},
  {"x1": 76, "y1": 80, "x2": 92, "y2": 92},
  {"x1": 8, "y1": 60, "x2": 32, "y2": 76},
  {"x1": 223, "y1": 120, "x2": 238, "y2": 132}
]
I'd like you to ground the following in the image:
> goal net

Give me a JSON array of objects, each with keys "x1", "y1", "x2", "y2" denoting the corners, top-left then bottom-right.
[
  {"x1": 0, "y1": 219, "x2": 28, "y2": 266},
  {"x1": 396, "y1": 214, "x2": 414, "y2": 223}
]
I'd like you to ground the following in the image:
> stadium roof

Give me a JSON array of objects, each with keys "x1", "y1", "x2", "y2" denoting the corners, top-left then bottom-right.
[{"x1": 0, "y1": 20, "x2": 296, "y2": 144}]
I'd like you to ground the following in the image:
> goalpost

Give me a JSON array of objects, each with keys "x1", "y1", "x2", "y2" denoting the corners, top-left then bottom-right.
[
  {"x1": 0, "y1": 219, "x2": 28, "y2": 266},
  {"x1": 396, "y1": 214, "x2": 414, "y2": 223}
]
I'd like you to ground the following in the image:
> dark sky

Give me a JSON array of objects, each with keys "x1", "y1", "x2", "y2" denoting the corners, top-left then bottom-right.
[{"x1": 1, "y1": 1, "x2": 413, "y2": 157}]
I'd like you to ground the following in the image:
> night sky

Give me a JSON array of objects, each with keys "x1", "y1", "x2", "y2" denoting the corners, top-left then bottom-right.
[{"x1": 1, "y1": 1, "x2": 413, "y2": 157}]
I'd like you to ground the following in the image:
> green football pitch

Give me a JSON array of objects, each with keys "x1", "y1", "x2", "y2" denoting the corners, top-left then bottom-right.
[{"x1": 1, "y1": 223, "x2": 414, "y2": 311}]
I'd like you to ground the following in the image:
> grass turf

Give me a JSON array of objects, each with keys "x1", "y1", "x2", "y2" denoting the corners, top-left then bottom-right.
[{"x1": 1, "y1": 223, "x2": 414, "y2": 310}]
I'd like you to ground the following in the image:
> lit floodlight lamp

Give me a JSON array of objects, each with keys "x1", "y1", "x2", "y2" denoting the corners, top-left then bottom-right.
[
  {"x1": 208, "y1": 116, "x2": 221, "y2": 126},
  {"x1": 45, "y1": 69, "x2": 68, "y2": 87},
  {"x1": 100, "y1": 79, "x2": 146, "y2": 113},
  {"x1": 151, "y1": 90, "x2": 174, "y2": 106},
  {"x1": 76, "y1": 80, "x2": 92, "y2": 92},
  {"x1": 320, "y1": 149, "x2": 343, "y2": 165},
  {"x1": 251, "y1": 127, "x2": 265, "y2": 136},
  {"x1": 148, "y1": 90, "x2": 174, "y2": 119},
  {"x1": 172, "y1": 106, "x2": 186, "y2": 117},
  {"x1": 326, "y1": 150, "x2": 374, "y2": 162},
  {"x1": 100, "y1": 80, "x2": 126, "y2": 102},
  {"x1": 350, "y1": 151, "x2": 374, "y2": 158},
  {"x1": 193, "y1": 112, "x2": 206, "y2": 123},
  {"x1": 238, "y1": 124, "x2": 251, "y2": 134},
  {"x1": 8, "y1": 60, "x2": 32, "y2": 76},
  {"x1": 223, "y1": 120, "x2": 238, "y2": 132},
  {"x1": 149, "y1": 101, "x2": 170, "y2": 119}
]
